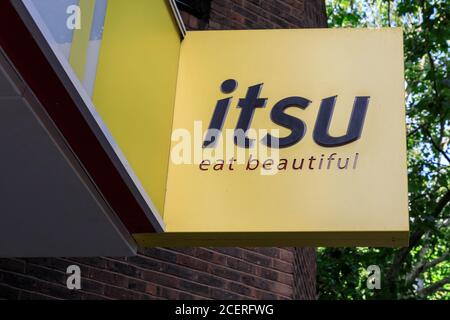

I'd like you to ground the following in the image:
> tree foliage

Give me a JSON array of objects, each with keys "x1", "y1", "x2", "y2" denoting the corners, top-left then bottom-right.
[{"x1": 318, "y1": 0, "x2": 450, "y2": 300}]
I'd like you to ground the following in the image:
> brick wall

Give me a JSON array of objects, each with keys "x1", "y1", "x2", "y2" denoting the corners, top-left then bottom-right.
[
  {"x1": 0, "y1": 248, "x2": 316, "y2": 300},
  {"x1": 293, "y1": 248, "x2": 317, "y2": 299},
  {"x1": 181, "y1": 0, "x2": 327, "y2": 30},
  {"x1": 0, "y1": 0, "x2": 326, "y2": 300}
]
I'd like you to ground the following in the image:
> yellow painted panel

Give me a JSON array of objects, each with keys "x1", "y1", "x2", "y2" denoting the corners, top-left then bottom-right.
[
  {"x1": 93, "y1": 0, "x2": 181, "y2": 216},
  {"x1": 156, "y1": 28, "x2": 408, "y2": 246},
  {"x1": 69, "y1": 0, "x2": 96, "y2": 81}
]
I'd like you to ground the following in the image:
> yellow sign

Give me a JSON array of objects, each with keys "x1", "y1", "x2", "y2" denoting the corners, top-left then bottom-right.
[
  {"x1": 94, "y1": 5, "x2": 409, "y2": 248},
  {"x1": 147, "y1": 28, "x2": 408, "y2": 247}
]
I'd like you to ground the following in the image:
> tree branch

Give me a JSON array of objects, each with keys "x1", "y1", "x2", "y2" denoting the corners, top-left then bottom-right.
[
  {"x1": 421, "y1": 1, "x2": 442, "y2": 103},
  {"x1": 386, "y1": 190, "x2": 450, "y2": 283},
  {"x1": 406, "y1": 251, "x2": 450, "y2": 283},
  {"x1": 416, "y1": 276, "x2": 450, "y2": 297},
  {"x1": 425, "y1": 129, "x2": 450, "y2": 163},
  {"x1": 387, "y1": 0, "x2": 391, "y2": 27},
  {"x1": 407, "y1": 123, "x2": 427, "y2": 137},
  {"x1": 440, "y1": 218, "x2": 450, "y2": 228},
  {"x1": 426, "y1": 51, "x2": 440, "y2": 101}
]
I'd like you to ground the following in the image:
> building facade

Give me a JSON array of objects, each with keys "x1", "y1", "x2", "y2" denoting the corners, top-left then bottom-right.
[{"x1": 0, "y1": 0, "x2": 327, "y2": 300}]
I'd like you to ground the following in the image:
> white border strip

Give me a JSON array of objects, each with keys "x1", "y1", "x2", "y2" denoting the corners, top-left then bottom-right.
[{"x1": 169, "y1": 0, "x2": 187, "y2": 38}]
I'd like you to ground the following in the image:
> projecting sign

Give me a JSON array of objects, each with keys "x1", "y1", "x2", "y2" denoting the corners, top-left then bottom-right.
[{"x1": 94, "y1": 23, "x2": 409, "y2": 246}]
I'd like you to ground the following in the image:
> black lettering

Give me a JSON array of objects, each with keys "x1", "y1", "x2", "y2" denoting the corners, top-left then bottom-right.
[
  {"x1": 234, "y1": 83, "x2": 267, "y2": 148},
  {"x1": 203, "y1": 79, "x2": 237, "y2": 148},
  {"x1": 262, "y1": 96, "x2": 311, "y2": 148},
  {"x1": 313, "y1": 96, "x2": 370, "y2": 147}
]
